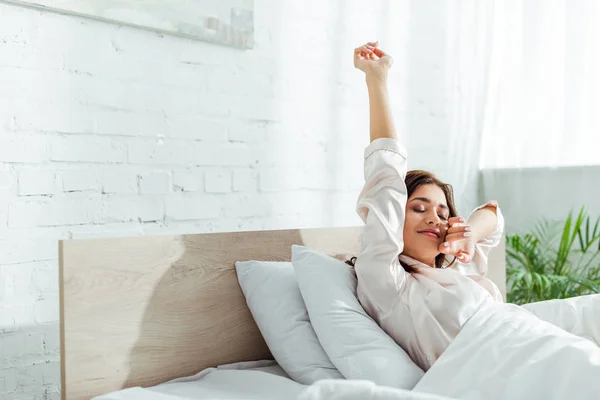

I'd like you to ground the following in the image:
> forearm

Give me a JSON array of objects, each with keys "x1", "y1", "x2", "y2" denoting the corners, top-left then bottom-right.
[
  {"x1": 366, "y1": 74, "x2": 397, "y2": 142},
  {"x1": 467, "y1": 206, "x2": 498, "y2": 242}
]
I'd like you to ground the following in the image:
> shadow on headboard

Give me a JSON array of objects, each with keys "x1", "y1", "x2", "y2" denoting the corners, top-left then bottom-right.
[{"x1": 60, "y1": 226, "x2": 363, "y2": 400}]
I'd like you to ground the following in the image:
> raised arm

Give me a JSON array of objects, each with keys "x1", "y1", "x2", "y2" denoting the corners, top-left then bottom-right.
[
  {"x1": 354, "y1": 41, "x2": 396, "y2": 142},
  {"x1": 353, "y1": 43, "x2": 408, "y2": 316}
]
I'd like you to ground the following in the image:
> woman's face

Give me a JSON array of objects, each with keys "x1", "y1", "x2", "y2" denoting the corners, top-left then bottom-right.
[{"x1": 402, "y1": 184, "x2": 450, "y2": 266}]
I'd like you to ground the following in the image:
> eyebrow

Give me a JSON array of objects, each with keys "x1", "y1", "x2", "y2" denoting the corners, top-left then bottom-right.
[{"x1": 410, "y1": 197, "x2": 449, "y2": 211}]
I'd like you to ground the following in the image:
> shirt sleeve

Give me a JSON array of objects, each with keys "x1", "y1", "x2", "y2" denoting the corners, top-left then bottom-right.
[
  {"x1": 455, "y1": 201, "x2": 505, "y2": 276},
  {"x1": 354, "y1": 138, "x2": 409, "y2": 315}
]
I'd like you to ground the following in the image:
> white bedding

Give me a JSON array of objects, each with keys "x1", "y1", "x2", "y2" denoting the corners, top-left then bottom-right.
[
  {"x1": 413, "y1": 296, "x2": 600, "y2": 400},
  {"x1": 95, "y1": 294, "x2": 600, "y2": 400},
  {"x1": 93, "y1": 360, "x2": 454, "y2": 400},
  {"x1": 93, "y1": 360, "x2": 305, "y2": 400}
]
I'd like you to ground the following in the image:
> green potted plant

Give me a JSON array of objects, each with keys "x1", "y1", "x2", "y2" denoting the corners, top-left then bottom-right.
[{"x1": 506, "y1": 206, "x2": 600, "y2": 304}]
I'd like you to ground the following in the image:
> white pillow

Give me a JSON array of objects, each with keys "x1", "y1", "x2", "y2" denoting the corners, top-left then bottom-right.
[
  {"x1": 291, "y1": 245, "x2": 424, "y2": 389},
  {"x1": 235, "y1": 260, "x2": 343, "y2": 384}
]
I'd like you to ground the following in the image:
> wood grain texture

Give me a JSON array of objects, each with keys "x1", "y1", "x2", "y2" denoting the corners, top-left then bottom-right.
[
  {"x1": 60, "y1": 226, "x2": 506, "y2": 400},
  {"x1": 60, "y1": 226, "x2": 362, "y2": 400}
]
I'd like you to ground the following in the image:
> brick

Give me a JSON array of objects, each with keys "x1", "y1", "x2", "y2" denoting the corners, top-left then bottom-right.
[
  {"x1": 18, "y1": 170, "x2": 57, "y2": 196},
  {"x1": 0, "y1": 134, "x2": 48, "y2": 163},
  {"x1": 15, "y1": 363, "x2": 44, "y2": 390},
  {"x1": 0, "y1": 368, "x2": 16, "y2": 394},
  {"x1": 0, "y1": 38, "x2": 63, "y2": 72},
  {"x1": 8, "y1": 197, "x2": 92, "y2": 228},
  {"x1": 60, "y1": 169, "x2": 100, "y2": 192},
  {"x1": 98, "y1": 195, "x2": 163, "y2": 223},
  {"x1": 167, "y1": 115, "x2": 227, "y2": 141},
  {"x1": 233, "y1": 169, "x2": 257, "y2": 192},
  {"x1": 128, "y1": 141, "x2": 251, "y2": 167},
  {"x1": 128, "y1": 141, "x2": 191, "y2": 166},
  {"x1": 68, "y1": 223, "x2": 143, "y2": 240},
  {"x1": 46, "y1": 391, "x2": 61, "y2": 400},
  {"x1": 138, "y1": 172, "x2": 170, "y2": 194},
  {"x1": 94, "y1": 108, "x2": 168, "y2": 137},
  {"x1": 24, "y1": 331, "x2": 44, "y2": 356},
  {"x1": 228, "y1": 120, "x2": 268, "y2": 142},
  {"x1": 33, "y1": 268, "x2": 58, "y2": 294},
  {"x1": 165, "y1": 194, "x2": 221, "y2": 221},
  {"x1": 205, "y1": 68, "x2": 274, "y2": 98},
  {"x1": 222, "y1": 194, "x2": 272, "y2": 218},
  {"x1": 101, "y1": 169, "x2": 138, "y2": 194},
  {"x1": 172, "y1": 170, "x2": 203, "y2": 192},
  {"x1": 147, "y1": 86, "x2": 198, "y2": 114},
  {"x1": 196, "y1": 93, "x2": 230, "y2": 117},
  {"x1": 205, "y1": 170, "x2": 231, "y2": 193},
  {"x1": 0, "y1": 310, "x2": 16, "y2": 333},
  {"x1": 261, "y1": 191, "x2": 323, "y2": 216},
  {"x1": 0, "y1": 200, "x2": 7, "y2": 230},
  {"x1": 0, "y1": 332, "x2": 25, "y2": 359},
  {"x1": 259, "y1": 167, "x2": 331, "y2": 192},
  {"x1": 0, "y1": 239, "x2": 57, "y2": 264},
  {"x1": 0, "y1": 171, "x2": 15, "y2": 194},
  {"x1": 15, "y1": 101, "x2": 94, "y2": 133},
  {"x1": 11, "y1": 263, "x2": 34, "y2": 298},
  {"x1": 2, "y1": 303, "x2": 36, "y2": 328},
  {"x1": 34, "y1": 297, "x2": 59, "y2": 324},
  {"x1": 229, "y1": 95, "x2": 280, "y2": 121},
  {"x1": 42, "y1": 361, "x2": 60, "y2": 385},
  {"x1": 250, "y1": 142, "x2": 326, "y2": 168},
  {"x1": 43, "y1": 325, "x2": 60, "y2": 354},
  {"x1": 50, "y1": 135, "x2": 127, "y2": 164}
]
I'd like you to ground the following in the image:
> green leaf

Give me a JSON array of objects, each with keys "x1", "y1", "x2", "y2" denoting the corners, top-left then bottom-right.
[{"x1": 506, "y1": 206, "x2": 600, "y2": 304}]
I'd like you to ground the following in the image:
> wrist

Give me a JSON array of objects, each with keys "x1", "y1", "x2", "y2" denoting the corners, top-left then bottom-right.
[{"x1": 365, "y1": 71, "x2": 388, "y2": 86}]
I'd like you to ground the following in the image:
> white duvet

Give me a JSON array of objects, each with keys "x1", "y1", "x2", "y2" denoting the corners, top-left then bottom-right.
[
  {"x1": 303, "y1": 294, "x2": 600, "y2": 400},
  {"x1": 96, "y1": 295, "x2": 600, "y2": 400}
]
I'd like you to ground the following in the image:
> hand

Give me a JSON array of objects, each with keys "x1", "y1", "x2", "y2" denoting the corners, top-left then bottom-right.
[
  {"x1": 438, "y1": 217, "x2": 475, "y2": 263},
  {"x1": 353, "y1": 41, "x2": 393, "y2": 78}
]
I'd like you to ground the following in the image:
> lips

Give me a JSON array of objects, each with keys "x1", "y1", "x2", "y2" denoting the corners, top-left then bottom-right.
[{"x1": 418, "y1": 229, "x2": 440, "y2": 239}]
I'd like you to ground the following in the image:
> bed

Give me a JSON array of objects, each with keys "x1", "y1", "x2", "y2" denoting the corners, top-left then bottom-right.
[{"x1": 59, "y1": 226, "x2": 507, "y2": 400}]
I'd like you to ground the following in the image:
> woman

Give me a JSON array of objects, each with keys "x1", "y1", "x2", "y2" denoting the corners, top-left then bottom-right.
[
  {"x1": 349, "y1": 40, "x2": 600, "y2": 388},
  {"x1": 350, "y1": 41, "x2": 504, "y2": 372}
]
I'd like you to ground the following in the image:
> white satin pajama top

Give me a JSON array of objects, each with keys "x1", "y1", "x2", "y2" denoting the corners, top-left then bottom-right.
[{"x1": 354, "y1": 138, "x2": 504, "y2": 372}]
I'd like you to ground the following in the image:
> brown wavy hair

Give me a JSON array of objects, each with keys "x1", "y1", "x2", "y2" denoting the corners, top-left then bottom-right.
[{"x1": 346, "y1": 170, "x2": 458, "y2": 273}]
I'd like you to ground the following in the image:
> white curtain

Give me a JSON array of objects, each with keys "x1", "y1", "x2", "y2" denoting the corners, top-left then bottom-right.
[
  {"x1": 480, "y1": 0, "x2": 600, "y2": 169},
  {"x1": 476, "y1": 0, "x2": 600, "y2": 231},
  {"x1": 441, "y1": 0, "x2": 496, "y2": 215}
]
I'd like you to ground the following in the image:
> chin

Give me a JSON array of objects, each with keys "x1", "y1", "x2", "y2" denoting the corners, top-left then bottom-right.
[{"x1": 407, "y1": 238, "x2": 440, "y2": 261}]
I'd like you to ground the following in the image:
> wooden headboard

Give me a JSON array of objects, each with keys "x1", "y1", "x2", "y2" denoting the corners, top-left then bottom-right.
[{"x1": 59, "y1": 226, "x2": 506, "y2": 400}]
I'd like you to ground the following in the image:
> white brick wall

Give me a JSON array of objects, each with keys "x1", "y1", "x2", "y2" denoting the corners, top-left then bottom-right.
[{"x1": 0, "y1": 0, "x2": 455, "y2": 398}]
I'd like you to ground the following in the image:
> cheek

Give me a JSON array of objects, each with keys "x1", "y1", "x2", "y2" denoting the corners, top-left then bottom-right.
[
  {"x1": 403, "y1": 212, "x2": 422, "y2": 241},
  {"x1": 404, "y1": 212, "x2": 419, "y2": 231}
]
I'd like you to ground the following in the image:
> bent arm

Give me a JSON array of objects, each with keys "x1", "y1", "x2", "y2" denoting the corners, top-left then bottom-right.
[
  {"x1": 468, "y1": 203, "x2": 499, "y2": 243},
  {"x1": 465, "y1": 201, "x2": 505, "y2": 276}
]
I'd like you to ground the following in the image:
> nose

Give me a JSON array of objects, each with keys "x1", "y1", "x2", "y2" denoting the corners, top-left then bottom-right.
[{"x1": 427, "y1": 212, "x2": 442, "y2": 226}]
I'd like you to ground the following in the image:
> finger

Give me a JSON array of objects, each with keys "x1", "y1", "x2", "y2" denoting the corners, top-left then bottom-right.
[
  {"x1": 372, "y1": 47, "x2": 387, "y2": 57},
  {"x1": 367, "y1": 41, "x2": 379, "y2": 46},
  {"x1": 456, "y1": 253, "x2": 468, "y2": 262},
  {"x1": 446, "y1": 225, "x2": 471, "y2": 235},
  {"x1": 439, "y1": 241, "x2": 458, "y2": 255},
  {"x1": 444, "y1": 232, "x2": 472, "y2": 244},
  {"x1": 448, "y1": 216, "x2": 466, "y2": 226},
  {"x1": 355, "y1": 45, "x2": 373, "y2": 55},
  {"x1": 456, "y1": 252, "x2": 472, "y2": 263}
]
